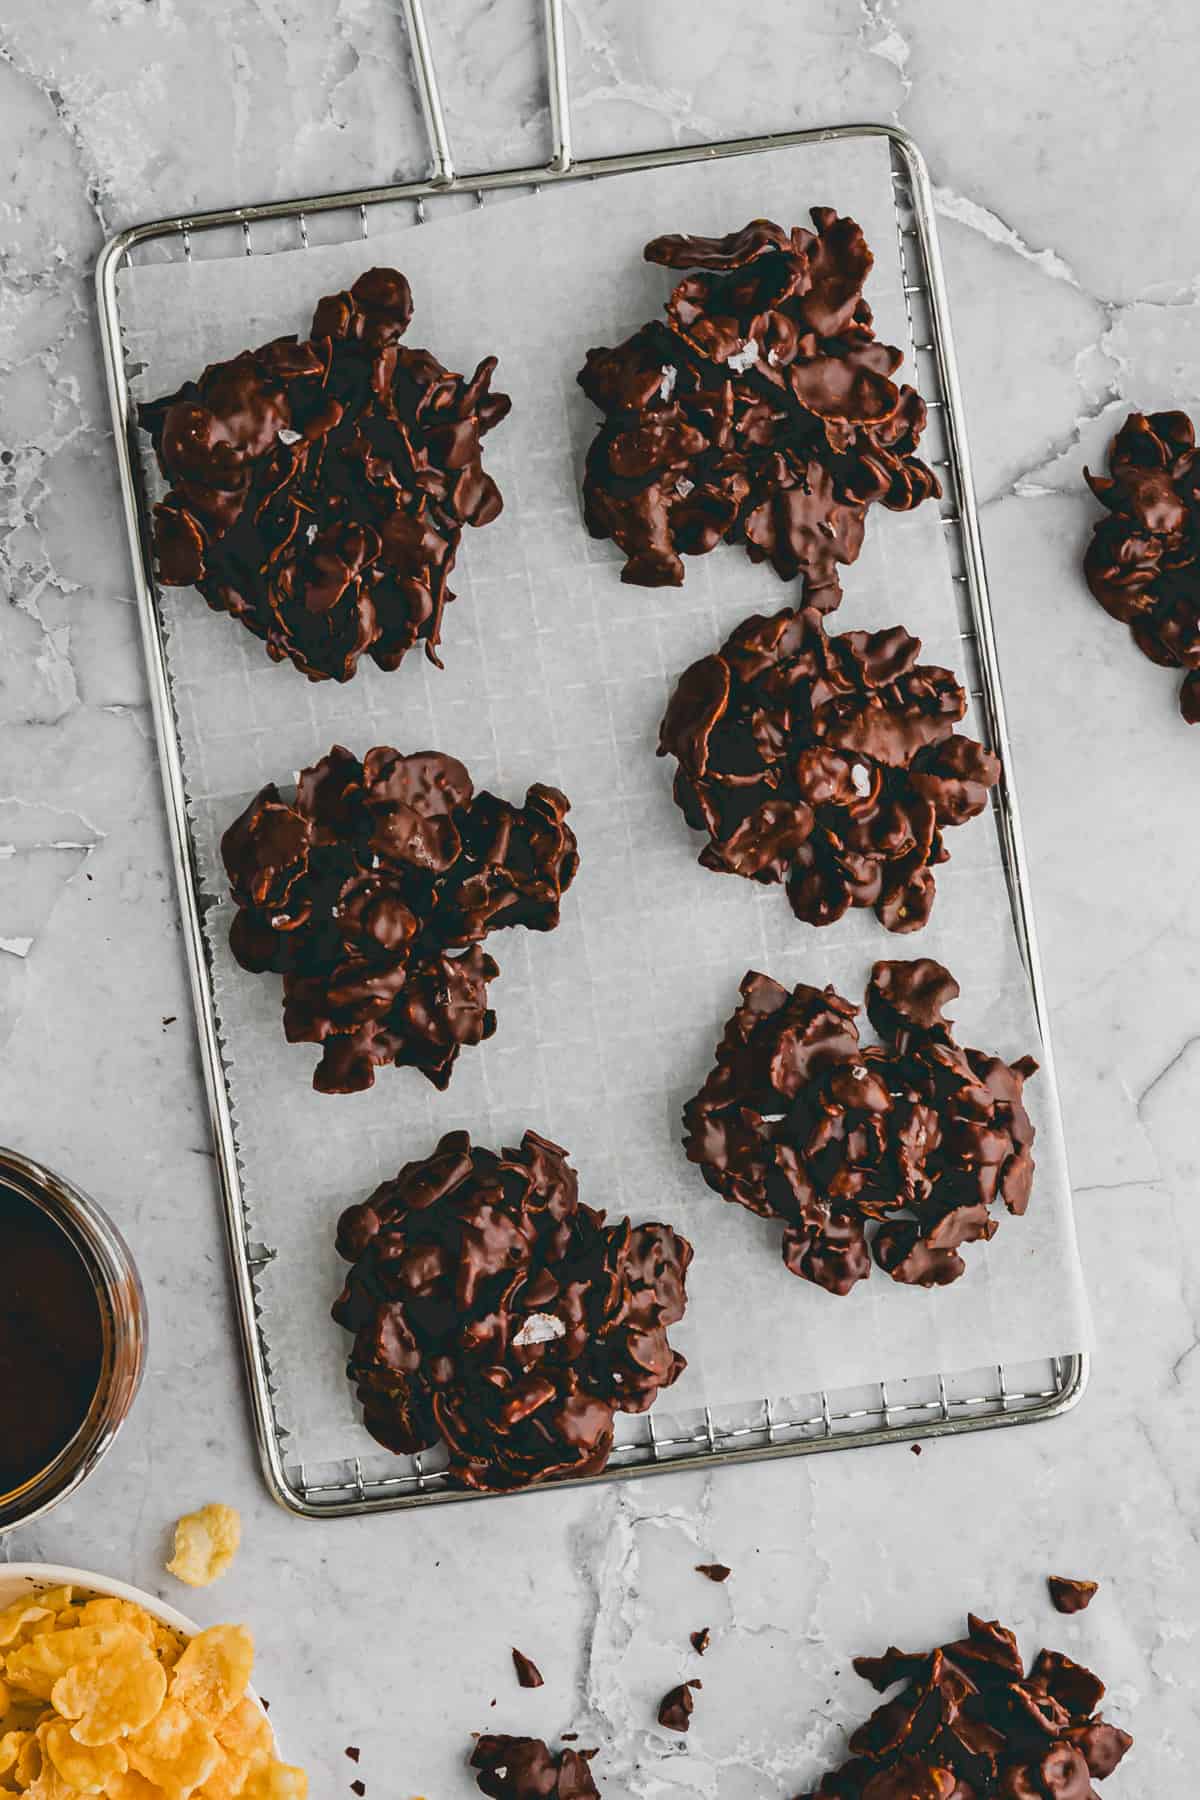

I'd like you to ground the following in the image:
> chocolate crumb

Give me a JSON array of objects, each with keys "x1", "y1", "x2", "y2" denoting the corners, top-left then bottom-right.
[
  {"x1": 561, "y1": 1733, "x2": 578, "y2": 1742},
  {"x1": 345, "y1": 1747, "x2": 361, "y2": 1762},
  {"x1": 512, "y1": 1649, "x2": 544, "y2": 1689},
  {"x1": 350, "y1": 1783, "x2": 365, "y2": 1797},
  {"x1": 910, "y1": 1444, "x2": 922, "y2": 1456},
  {"x1": 471, "y1": 1735, "x2": 600, "y2": 1800},
  {"x1": 657, "y1": 1679, "x2": 701, "y2": 1733},
  {"x1": 690, "y1": 1627, "x2": 710, "y2": 1655},
  {"x1": 695, "y1": 1563, "x2": 730, "y2": 1583},
  {"x1": 1049, "y1": 1575, "x2": 1100, "y2": 1614},
  {"x1": 260, "y1": 1699, "x2": 270, "y2": 1713}
]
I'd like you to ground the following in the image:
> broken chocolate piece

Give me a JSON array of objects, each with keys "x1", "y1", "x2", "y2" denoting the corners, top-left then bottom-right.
[
  {"x1": 683, "y1": 960, "x2": 1038, "y2": 1295},
  {"x1": 471, "y1": 1737, "x2": 600, "y2": 1800},
  {"x1": 695, "y1": 1563, "x2": 731, "y2": 1583},
  {"x1": 512, "y1": 1650, "x2": 544, "y2": 1690},
  {"x1": 1048, "y1": 1576, "x2": 1099, "y2": 1616},
  {"x1": 690, "y1": 1628, "x2": 711, "y2": 1656},
  {"x1": 222, "y1": 745, "x2": 578, "y2": 1093},
  {"x1": 658, "y1": 607, "x2": 998, "y2": 933},
  {"x1": 345, "y1": 1748, "x2": 361, "y2": 1763},
  {"x1": 350, "y1": 1783, "x2": 365, "y2": 1798},
  {"x1": 578, "y1": 212, "x2": 939, "y2": 607},
  {"x1": 1084, "y1": 409, "x2": 1200, "y2": 722},
  {"x1": 140, "y1": 268, "x2": 511, "y2": 683},
  {"x1": 657, "y1": 1679, "x2": 701, "y2": 1733},
  {"x1": 333, "y1": 1129, "x2": 692, "y2": 1490},
  {"x1": 802, "y1": 1612, "x2": 1132, "y2": 1797}
]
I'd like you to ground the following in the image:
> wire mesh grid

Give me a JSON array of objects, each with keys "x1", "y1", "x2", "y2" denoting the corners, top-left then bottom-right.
[{"x1": 95, "y1": 0, "x2": 1086, "y2": 1516}]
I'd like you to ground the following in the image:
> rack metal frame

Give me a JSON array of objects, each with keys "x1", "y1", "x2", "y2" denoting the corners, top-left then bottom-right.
[{"x1": 94, "y1": 0, "x2": 1087, "y2": 1518}]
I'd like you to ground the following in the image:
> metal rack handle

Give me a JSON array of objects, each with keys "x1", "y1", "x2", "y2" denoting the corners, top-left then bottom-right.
[{"x1": 400, "y1": 0, "x2": 575, "y2": 184}]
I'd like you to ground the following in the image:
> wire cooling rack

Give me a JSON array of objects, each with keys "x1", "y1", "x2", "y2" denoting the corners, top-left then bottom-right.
[{"x1": 95, "y1": 0, "x2": 1087, "y2": 1517}]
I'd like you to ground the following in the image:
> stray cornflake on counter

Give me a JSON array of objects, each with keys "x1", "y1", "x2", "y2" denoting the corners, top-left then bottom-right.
[{"x1": 166, "y1": 1501, "x2": 242, "y2": 1586}]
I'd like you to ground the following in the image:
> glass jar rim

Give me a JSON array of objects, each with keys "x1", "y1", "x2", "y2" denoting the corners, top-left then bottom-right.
[{"x1": 0, "y1": 1146, "x2": 147, "y2": 1533}]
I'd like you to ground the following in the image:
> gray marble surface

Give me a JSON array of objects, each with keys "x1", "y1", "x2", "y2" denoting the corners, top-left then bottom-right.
[{"x1": 1, "y1": 4, "x2": 1198, "y2": 1796}]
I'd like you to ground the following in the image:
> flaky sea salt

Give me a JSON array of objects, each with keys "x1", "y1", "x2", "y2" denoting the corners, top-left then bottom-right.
[
  {"x1": 305, "y1": 522, "x2": 318, "y2": 545},
  {"x1": 850, "y1": 762, "x2": 871, "y2": 796},
  {"x1": 675, "y1": 476, "x2": 695, "y2": 497},
  {"x1": 659, "y1": 364, "x2": 678, "y2": 401},
  {"x1": 726, "y1": 337, "x2": 760, "y2": 374},
  {"x1": 278, "y1": 426, "x2": 302, "y2": 446},
  {"x1": 512, "y1": 1312, "x2": 566, "y2": 1347}
]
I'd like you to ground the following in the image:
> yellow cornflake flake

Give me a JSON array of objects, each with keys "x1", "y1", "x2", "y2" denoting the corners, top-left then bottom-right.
[
  {"x1": 165, "y1": 1507, "x2": 241, "y2": 1590},
  {"x1": 126, "y1": 1700, "x2": 219, "y2": 1793},
  {"x1": 167, "y1": 1630, "x2": 252, "y2": 1728}
]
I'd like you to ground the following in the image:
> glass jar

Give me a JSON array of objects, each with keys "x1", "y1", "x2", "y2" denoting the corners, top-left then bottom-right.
[{"x1": 0, "y1": 1146, "x2": 147, "y2": 1532}]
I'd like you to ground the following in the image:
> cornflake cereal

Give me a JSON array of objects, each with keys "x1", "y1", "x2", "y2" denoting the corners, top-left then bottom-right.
[
  {"x1": 166, "y1": 1506, "x2": 242, "y2": 1589},
  {"x1": 0, "y1": 1584, "x2": 306, "y2": 1799}
]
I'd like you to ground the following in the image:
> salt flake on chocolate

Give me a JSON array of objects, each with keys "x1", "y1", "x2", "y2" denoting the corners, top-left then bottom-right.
[
  {"x1": 725, "y1": 337, "x2": 759, "y2": 373},
  {"x1": 513, "y1": 1313, "x2": 567, "y2": 1347}
]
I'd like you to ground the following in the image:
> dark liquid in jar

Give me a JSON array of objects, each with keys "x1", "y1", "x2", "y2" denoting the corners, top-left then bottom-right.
[{"x1": 0, "y1": 1186, "x2": 104, "y2": 1494}]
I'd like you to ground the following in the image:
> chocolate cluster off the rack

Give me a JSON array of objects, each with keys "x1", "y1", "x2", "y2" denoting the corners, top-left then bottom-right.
[
  {"x1": 140, "y1": 267, "x2": 511, "y2": 682},
  {"x1": 684, "y1": 959, "x2": 1037, "y2": 1294},
  {"x1": 221, "y1": 746, "x2": 577, "y2": 1093},
  {"x1": 658, "y1": 606, "x2": 999, "y2": 933},
  {"x1": 800, "y1": 1612, "x2": 1132, "y2": 1797},
  {"x1": 577, "y1": 212, "x2": 939, "y2": 607},
  {"x1": 1084, "y1": 409, "x2": 1200, "y2": 723},
  {"x1": 333, "y1": 1129, "x2": 692, "y2": 1490},
  {"x1": 472, "y1": 1738, "x2": 600, "y2": 1800}
]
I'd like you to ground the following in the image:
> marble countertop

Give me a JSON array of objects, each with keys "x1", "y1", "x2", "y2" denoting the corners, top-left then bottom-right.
[{"x1": 2, "y1": 2, "x2": 1198, "y2": 1795}]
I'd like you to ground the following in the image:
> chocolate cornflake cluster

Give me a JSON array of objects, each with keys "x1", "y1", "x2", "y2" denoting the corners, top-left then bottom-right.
[
  {"x1": 577, "y1": 213, "x2": 939, "y2": 606},
  {"x1": 221, "y1": 745, "x2": 577, "y2": 1094},
  {"x1": 332, "y1": 1130, "x2": 692, "y2": 1489},
  {"x1": 658, "y1": 606, "x2": 999, "y2": 933},
  {"x1": 683, "y1": 959, "x2": 1038, "y2": 1295},
  {"x1": 140, "y1": 267, "x2": 511, "y2": 682},
  {"x1": 1084, "y1": 409, "x2": 1200, "y2": 723},
  {"x1": 800, "y1": 1612, "x2": 1132, "y2": 1798},
  {"x1": 472, "y1": 1738, "x2": 600, "y2": 1800}
]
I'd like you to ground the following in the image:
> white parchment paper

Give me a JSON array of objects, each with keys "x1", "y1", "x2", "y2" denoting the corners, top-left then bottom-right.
[{"x1": 119, "y1": 136, "x2": 1091, "y2": 1470}]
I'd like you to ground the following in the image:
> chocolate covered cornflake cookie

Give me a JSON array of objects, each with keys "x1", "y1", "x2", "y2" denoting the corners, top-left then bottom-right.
[
  {"x1": 683, "y1": 959, "x2": 1037, "y2": 1295},
  {"x1": 658, "y1": 606, "x2": 999, "y2": 933},
  {"x1": 221, "y1": 745, "x2": 577, "y2": 1093},
  {"x1": 333, "y1": 1130, "x2": 691, "y2": 1490},
  {"x1": 1084, "y1": 408, "x2": 1200, "y2": 722},
  {"x1": 140, "y1": 268, "x2": 510, "y2": 682},
  {"x1": 800, "y1": 1612, "x2": 1131, "y2": 1797},
  {"x1": 577, "y1": 213, "x2": 938, "y2": 606}
]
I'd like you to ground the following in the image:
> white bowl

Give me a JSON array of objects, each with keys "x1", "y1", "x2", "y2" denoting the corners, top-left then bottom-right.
[
  {"x1": 0, "y1": 1563, "x2": 274, "y2": 1740},
  {"x1": 0, "y1": 1563, "x2": 200, "y2": 1636}
]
